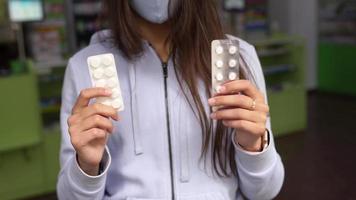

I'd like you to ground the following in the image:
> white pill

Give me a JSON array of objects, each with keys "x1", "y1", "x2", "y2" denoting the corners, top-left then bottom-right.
[
  {"x1": 215, "y1": 85, "x2": 222, "y2": 93},
  {"x1": 93, "y1": 68, "x2": 104, "y2": 79},
  {"x1": 95, "y1": 79, "x2": 107, "y2": 88},
  {"x1": 90, "y1": 57, "x2": 101, "y2": 69},
  {"x1": 102, "y1": 99, "x2": 112, "y2": 107},
  {"x1": 229, "y1": 46, "x2": 238, "y2": 54},
  {"x1": 216, "y1": 73, "x2": 224, "y2": 81},
  {"x1": 107, "y1": 78, "x2": 118, "y2": 88},
  {"x1": 112, "y1": 88, "x2": 120, "y2": 98},
  {"x1": 229, "y1": 59, "x2": 237, "y2": 68},
  {"x1": 229, "y1": 72, "x2": 237, "y2": 80},
  {"x1": 102, "y1": 55, "x2": 113, "y2": 66},
  {"x1": 215, "y1": 60, "x2": 224, "y2": 68},
  {"x1": 104, "y1": 67, "x2": 115, "y2": 77},
  {"x1": 112, "y1": 99, "x2": 122, "y2": 109},
  {"x1": 215, "y1": 46, "x2": 224, "y2": 54}
]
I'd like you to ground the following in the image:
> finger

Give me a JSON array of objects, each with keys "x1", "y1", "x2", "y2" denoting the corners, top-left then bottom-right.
[
  {"x1": 208, "y1": 94, "x2": 269, "y2": 112},
  {"x1": 72, "y1": 88, "x2": 112, "y2": 114},
  {"x1": 211, "y1": 108, "x2": 267, "y2": 123},
  {"x1": 217, "y1": 80, "x2": 263, "y2": 101},
  {"x1": 71, "y1": 128, "x2": 107, "y2": 148},
  {"x1": 78, "y1": 115, "x2": 114, "y2": 133},
  {"x1": 223, "y1": 120, "x2": 266, "y2": 136},
  {"x1": 80, "y1": 103, "x2": 119, "y2": 121}
]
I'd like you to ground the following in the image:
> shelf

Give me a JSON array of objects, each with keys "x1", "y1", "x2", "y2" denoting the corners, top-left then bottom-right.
[
  {"x1": 263, "y1": 64, "x2": 295, "y2": 76},
  {"x1": 35, "y1": 60, "x2": 68, "y2": 71},
  {"x1": 74, "y1": 2, "x2": 101, "y2": 16},
  {"x1": 257, "y1": 47, "x2": 290, "y2": 57}
]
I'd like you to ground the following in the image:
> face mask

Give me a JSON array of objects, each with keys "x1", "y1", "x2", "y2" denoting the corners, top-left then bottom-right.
[{"x1": 130, "y1": 0, "x2": 176, "y2": 24}]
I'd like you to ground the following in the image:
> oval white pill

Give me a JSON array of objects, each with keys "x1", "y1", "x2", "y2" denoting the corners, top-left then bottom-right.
[
  {"x1": 112, "y1": 99, "x2": 122, "y2": 109},
  {"x1": 229, "y1": 72, "x2": 237, "y2": 80},
  {"x1": 107, "y1": 78, "x2": 118, "y2": 88},
  {"x1": 102, "y1": 55, "x2": 112, "y2": 66},
  {"x1": 104, "y1": 67, "x2": 115, "y2": 77},
  {"x1": 93, "y1": 69, "x2": 103, "y2": 79},
  {"x1": 90, "y1": 57, "x2": 101, "y2": 69},
  {"x1": 112, "y1": 88, "x2": 120, "y2": 98},
  {"x1": 215, "y1": 60, "x2": 224, "y2": 68},
  {"x1": 216, "y1": 73, "x2": 224, "y2": 81},
  {"x1": 95, "y1": 79, "x2": 107, "y2": 87},
  {"x1": 229, "y1": 46, "x2": 238, "y2": 54},
  {"x1": 215, "y1": 46, "x2": 224, "y2": 54},
  {"x1": 229, "y1": 59, "x2": 237, "y2": 68},
  {"x1": 102, "y1": 100, "x2": 112, "y2": 107}
]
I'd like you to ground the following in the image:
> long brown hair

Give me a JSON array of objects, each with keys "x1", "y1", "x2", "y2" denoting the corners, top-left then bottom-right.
[{"x1": 103, "y1": 0, "x2": 237, "y2": 177}]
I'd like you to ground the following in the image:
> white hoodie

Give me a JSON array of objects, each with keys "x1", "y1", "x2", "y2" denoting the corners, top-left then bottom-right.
[{"x1": 57, "y1": 30, "x2": 284, "y2": 200}]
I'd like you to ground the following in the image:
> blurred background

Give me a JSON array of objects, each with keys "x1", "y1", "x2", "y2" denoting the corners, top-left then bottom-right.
[{"x1": 0, "y1": 0, "x2": 355, "y2": 199}]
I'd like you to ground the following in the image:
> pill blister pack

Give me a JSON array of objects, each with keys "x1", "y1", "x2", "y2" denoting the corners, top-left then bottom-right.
[
  {"x1": 211, "y1": 39, "x2": 240, "y2": 93},
  {"x1": 87, "y1": 53, "x2": 124, "y2": 111},
  {"x1": 211, "y1": 39, "x2": 240, "y2": 110}
]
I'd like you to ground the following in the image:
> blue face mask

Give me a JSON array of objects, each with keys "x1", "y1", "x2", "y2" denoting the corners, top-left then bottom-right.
[{"x1": 130, "y1": 0, "x2": 177, "y2": 24}]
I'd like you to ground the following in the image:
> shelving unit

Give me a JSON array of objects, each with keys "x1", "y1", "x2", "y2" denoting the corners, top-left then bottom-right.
[
  {"x1": 243, "y1": 0, "x2": 269, "y2": 39},
  {"x1": 0, "y1": 1, "x2": 64, "y2": 199},
  {"x1": 222, "y1": 0, "x2": 307, "y2": 136},
  {"x1": 318, "y1": 0, "x2": 356, "y2": 96},
  {"x1": 26, "y1": 0, "x2": 68, "y2": 71},
  {"x1": 66, "y1": 0, "x2": 103, "y2": 52},
  {"x1": 252, "y1": 36, "x2": 307, "y2": 136}
]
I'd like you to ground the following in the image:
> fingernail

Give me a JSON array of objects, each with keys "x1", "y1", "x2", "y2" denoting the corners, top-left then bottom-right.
[
  {"x1": 222, "y1": 121, "x2": 228, "y2": 126},
  {"x1": 208, "y1": 98, "x2": 216, "y2": 105}
]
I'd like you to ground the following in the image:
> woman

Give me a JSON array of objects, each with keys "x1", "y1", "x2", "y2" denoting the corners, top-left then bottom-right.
[{"x1": 57, "y1": 0, "x2": 284, "y2": 199}]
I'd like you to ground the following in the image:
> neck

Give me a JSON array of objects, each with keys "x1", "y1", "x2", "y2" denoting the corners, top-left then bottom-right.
[{"x1": 137, "y1": 16, "x2": 171, "y2": 62}]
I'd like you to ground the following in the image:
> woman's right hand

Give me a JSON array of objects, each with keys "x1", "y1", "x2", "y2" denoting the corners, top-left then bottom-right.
[{"x1": 67, "y1": 88, "x2": 119, "y2": 176}]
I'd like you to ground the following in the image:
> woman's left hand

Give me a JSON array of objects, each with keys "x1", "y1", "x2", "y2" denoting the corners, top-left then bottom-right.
[{"x1": 208, "y1": 80, "x2": 269, "y2": 152}]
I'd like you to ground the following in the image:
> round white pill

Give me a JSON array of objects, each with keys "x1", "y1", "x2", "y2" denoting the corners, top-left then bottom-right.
[
  {"x1": 216, "y1": 73, "x2": 224, "y2": 81},
  {"x1": 102, "y1": 55, "x2": 112, "y2": 67},
  {"x1": 112, "y1": 99, "x2": 122, "y2": 109},
  {"x1": 215, "y1": 46, "x2": 224, "y2": 55},
  {"x1": 215, "y1": 60, "x2": 224, "y2": 68},
  {"x1": 107, "y1": 78, "x2": 118, "y2": 88},
  {"x1": 229, "y1": 59, "x2": 237, "y2": 68},
  {"x1": 112, "y1": 88, "x2": 120, "y2": 98},
  {"x1": 90, "y1": 57, "x2": 101, "y2": 69},
  {"x1": 104, "y1": 67, "x2": 115, "y2": 77},
  {"x1": 229, "y1": 72, "x2": 237, "y2": 80},
  {"x1": 229, "y1": 46, "x2": 238, "y2": 54},
  {"x1": 95, "y1": 79, "x2": 107, "y2": 87},
  {"x1": 215, "y1": 85, "x2": 222, "y2": 93},
  {"x1": 93, "y1": 68, "x2": 103, "y2": 79}
]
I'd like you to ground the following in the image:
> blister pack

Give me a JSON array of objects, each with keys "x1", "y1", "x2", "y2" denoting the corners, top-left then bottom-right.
[
  {"x1": 211, "y1": 39, "x2": 240, "y2": 110},
  {"x1": 87, "y1": 53, "x2": 124, "y2": 111}
]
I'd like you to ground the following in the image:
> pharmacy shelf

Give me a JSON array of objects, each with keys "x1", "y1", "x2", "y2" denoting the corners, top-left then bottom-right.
[{"x1": 252, "y1": 36, "x2": 307, "y2": 136}]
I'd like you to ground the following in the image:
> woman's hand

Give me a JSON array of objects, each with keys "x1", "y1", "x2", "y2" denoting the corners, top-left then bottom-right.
[
  {"x1": 67, "y1": 88, "x2": 119, "y2": 176},
  {"x1": 208, "y1": 80, "x2": 269, "y2": 152}
]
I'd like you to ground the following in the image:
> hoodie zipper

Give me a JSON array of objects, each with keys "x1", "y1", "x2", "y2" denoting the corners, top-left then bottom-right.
[{"x1": 162, "y1": 62, "x2": 175, "y2": 200}]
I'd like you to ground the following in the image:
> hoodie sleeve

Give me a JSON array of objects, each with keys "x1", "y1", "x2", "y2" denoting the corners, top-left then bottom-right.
[
  {"x1": 57, "y1": 59, "x2": 111, "y2": 200},
  {"x1": 234, "y1": 42, "x2": 285, "y2": 200}
]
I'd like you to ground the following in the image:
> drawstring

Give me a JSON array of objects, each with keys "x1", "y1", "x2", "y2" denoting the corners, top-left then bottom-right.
[{"x1": 128, "y1": 63, "x2": 144, "y2": 155}]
